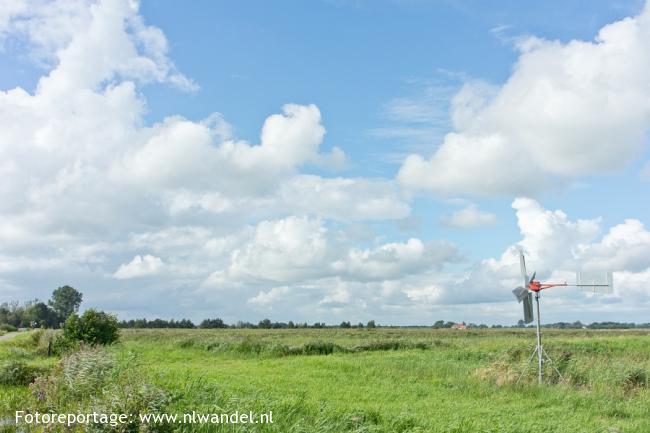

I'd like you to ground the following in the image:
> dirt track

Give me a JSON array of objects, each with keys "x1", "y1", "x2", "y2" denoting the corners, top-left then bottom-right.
[{"x1": 0, "y1": 332, "x2": 22, "y2": 341}]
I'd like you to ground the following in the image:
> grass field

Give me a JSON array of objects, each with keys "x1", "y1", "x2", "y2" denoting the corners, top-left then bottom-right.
[{"x1": 1, "y1": 328, "x2": 649, "y2": 432}]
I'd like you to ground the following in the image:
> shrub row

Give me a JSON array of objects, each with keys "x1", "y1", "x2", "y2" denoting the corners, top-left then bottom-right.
[{"x1": 176, "y1": 338, "x2": 446, "y2": 357}]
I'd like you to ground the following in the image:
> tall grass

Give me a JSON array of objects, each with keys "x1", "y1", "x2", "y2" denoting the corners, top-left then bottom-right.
[{"x1": 1, "y1": 328, "x2": 648, "y2": 432}]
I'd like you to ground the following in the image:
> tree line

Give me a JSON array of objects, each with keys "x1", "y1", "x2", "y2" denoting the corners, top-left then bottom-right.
[
  {"x1": 0, "y1": 285, "x2": 82, "y2": 329},
  {"x1": 118, "y1": 318, "x2": 650, "y2": 329},
  {"x1": 1, "y1": 286, "x2": 120, "y2": 349},
  {"x1": 3, "y1": 289, "x2": 649, "y2": 331},
  {"x1": 118, "y1": 318, "x2": 373, "y2": 329}
]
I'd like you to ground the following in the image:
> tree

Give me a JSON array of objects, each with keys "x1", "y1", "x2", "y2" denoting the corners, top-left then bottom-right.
[
  {"x1": 63, "y1": 309, "x2": 119, "y2": 345},
  {"x1": 199, "y1": 318, "x2": 228, "y2": 329},
  {"x1": 48, "y1": 285, "x2": 83, "y2": 322},
  {"x1": 258, "y1": 318, "x2": 272, "y2": 329},
  {"x1": 23, "y1": 301, "x2": 58, "y2": 328},
  {"x1": 178, "y1": 319, "x2": 196, "y2": 328},
  {"x1": 366, "y1": 320, "x2": 376, "y2": 329},
  {"x1": 0, "y1": 301, "x2": 24, "y2": 327},
  {"x1": 339, "y1": 321, "x2": 351, "y2": 328}
]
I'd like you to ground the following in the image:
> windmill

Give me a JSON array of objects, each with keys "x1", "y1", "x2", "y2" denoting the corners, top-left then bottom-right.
[{"x1": 512, "y1": 250, "x2": 613, "y2": 384}]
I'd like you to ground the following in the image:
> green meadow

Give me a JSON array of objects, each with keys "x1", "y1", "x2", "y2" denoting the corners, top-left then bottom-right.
[{"x1": 1, "y1": 328, "x2": 649, "y2": 432}]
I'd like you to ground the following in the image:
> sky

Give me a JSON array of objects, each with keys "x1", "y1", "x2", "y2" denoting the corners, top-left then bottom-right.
[{"x1": 1, "y1": 0, "x2": 649, "y2": 325}]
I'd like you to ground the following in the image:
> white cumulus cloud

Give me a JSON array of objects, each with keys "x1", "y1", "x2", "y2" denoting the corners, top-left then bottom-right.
[
  {"x1": 398, "y1": 4, "x2": 650, "y2": 195},
  {"x1": 114, "y1": 254, "x2": 164, "y2": 279},
  {"x1": 248, "y1": 287, "x2": 290, "y2": 307}
]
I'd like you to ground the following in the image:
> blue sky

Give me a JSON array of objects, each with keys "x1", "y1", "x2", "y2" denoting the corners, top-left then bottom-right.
[
  {"x1": 148, "y1": 0, "x2": 648, "y2": 250},
  {"x1": 1, "y1": 0, "x2": 649, "y2": 324}
]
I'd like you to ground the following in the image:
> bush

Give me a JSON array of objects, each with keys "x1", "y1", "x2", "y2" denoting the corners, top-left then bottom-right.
[
  {"x1": 302, "y1": 341, "x2": 339, "y2": 355},
  {"x1": 0, "y1": 360, "x2": 46, "y2": 386},
  {"x1": 51, "y1": 333, "x2": 81, "y2": 355},
  {"x1": 61, "y1": 346, "x2": 116, "y2": 397},
  {"x1": 63, "y1": 309, "x2": 120, "y2": 346},
  {"x1": 32, "y1": 329, "x2": 60, "y2": 356},
  {"x1": 29, "y1": 328, "x2": 45, "y2": 346},
  {"x1": 0, "y1": 323, "x2": 18, "y2": 332},
  {"x1": 621, "y1": 368, "x2": 648, "y2": 390},
  {"x1": 29, "y1": 347, "x2": 171, "y2": 432}
]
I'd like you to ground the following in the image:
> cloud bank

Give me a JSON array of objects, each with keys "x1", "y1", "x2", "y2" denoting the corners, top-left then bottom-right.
[
  {"x1": 397, "y1": 4, "x2": 650, "y2": 196},
  {"x1": 0, "y1": 0, "x2": 648, "y2": 324}
]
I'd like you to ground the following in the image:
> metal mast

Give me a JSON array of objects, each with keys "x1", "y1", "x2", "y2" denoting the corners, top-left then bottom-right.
[{"x1": 534, "y1": 291, "x2": 543, "y2": 384}]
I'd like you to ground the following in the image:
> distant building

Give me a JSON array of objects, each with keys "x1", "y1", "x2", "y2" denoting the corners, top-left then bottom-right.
[{"x1": 451, "y1": 322, "x2": 467, "y2": 330}]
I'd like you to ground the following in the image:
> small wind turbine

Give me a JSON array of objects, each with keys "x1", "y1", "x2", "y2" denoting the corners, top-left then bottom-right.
[{"x1": 512, "y1": 250, "x2": 613, "y2": 385}]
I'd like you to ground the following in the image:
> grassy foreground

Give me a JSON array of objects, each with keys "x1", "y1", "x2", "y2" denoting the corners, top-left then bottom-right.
[{"x1": 1, "y1": 328, "x2": 649, "y2": 432}]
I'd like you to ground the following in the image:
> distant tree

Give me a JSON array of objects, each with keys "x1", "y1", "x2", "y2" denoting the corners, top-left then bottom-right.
[
  {"x1": 63, "y1": 309, "x2": 119, "y2": 345},
  {"x1": 357, "y1": 322, "x2": 364, "y2": 328},
  {"x1": 0, "y1": 301, "x2": 24, "y2": 327},
  {"x1": 517, "y1": 319, "x2": 525, "y2": 328},
  {"x1": 287, "y1": 321, "x2": 295, "y2": 328},
  {"x1": 48, "y1": 285, "x2": 83, "y2": 322},
  {"x1": 366, "y1": 320, "x2": 376, "y2": 329},
  {"x1": 118, "y1": 318, "x2": 196, "y2": 329},
  {"x1": 200, "y1": 318, "x2": 228, "y2": 329},
  {"x1": 150, "y1": 318, "x2": 167, "y2": 328},
  {"x1": 258, "y1": 318, "x2": 272, "y2": 329},
  {"x1": 24, "y1": 301, "x2": 58, "y2": 328},
  {"x1": 339, "y1": 321, "x2": 351, "y2": 328},
  {"x1": 178, "y1": 319, "x2": 196, "y2": 328},
  {"x1": 235, "y1": 321, "x2": 256, "y2": 328},
  {"x1": 433, "y1": 320, "x2": 445, "y2": 329},
  {"x1": 271, "y1": 321, "x2": 287, "y2": 329},
  {"x1": 0, "y1": 301, "x2": 25, "y2": 327}
]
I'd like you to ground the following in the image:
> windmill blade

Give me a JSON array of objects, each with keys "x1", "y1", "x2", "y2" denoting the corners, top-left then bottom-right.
[
  {"x1": 513, "y1": 286, "x2": 533, "y2": 323},
  {"x1": 512, "y1": 286, "x2": 528, "y2": 302},
  {"x1": 529, "y1": 271, "x2": 536, "y2": 284},
  {"x1": 519, "y1": 250, "x2": 529, "y2": 287},
  {"x1": 523, "y1": 292, "x2": 534, "y2": 324}
]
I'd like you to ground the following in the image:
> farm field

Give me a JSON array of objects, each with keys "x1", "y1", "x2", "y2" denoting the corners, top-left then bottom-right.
[{"x1": 1, "y1": 328, "x2": 649, "y2": 432}]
